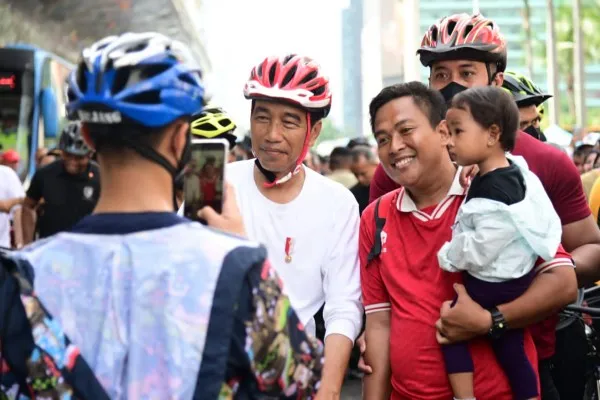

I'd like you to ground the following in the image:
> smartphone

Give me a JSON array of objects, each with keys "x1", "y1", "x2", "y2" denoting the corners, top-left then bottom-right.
[{"x1": 183, "y1": 138, "x2": 229, "y2": 222}]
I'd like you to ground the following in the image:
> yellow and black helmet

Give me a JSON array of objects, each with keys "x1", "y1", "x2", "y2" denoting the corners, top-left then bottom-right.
[
  {"x1": 190, "y1": 107, "x2": 237, "y2": 148},
  {"x1": 502, "y1": 71, "x2": 552, "y2": 108}
]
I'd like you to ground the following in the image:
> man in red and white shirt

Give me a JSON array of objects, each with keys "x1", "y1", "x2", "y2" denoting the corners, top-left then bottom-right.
[
  {"x1": 360, "y1": 82, "x2": 577, "y2": 400},
  {"x1": 364, "y1": 12, "x2": 600, "y2": 400}
]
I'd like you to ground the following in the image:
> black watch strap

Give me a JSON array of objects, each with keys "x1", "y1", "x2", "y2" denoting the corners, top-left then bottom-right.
[{"x1": 488, "y1": 307, "x2": 507, "y2": 339}]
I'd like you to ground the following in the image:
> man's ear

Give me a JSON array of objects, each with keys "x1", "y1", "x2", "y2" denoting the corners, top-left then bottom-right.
[
  {"x1": 491, "y1": 71, "x2": 504, "y2": 87},
  {"x1": 438, "y1": 120, "x2": 451, "y2": 146},
  {"x1": 80, "y1": 123, "x2": 96, "y2": 151},
  {"x1": 488, "y1": 124, "x2": 501, "y2": 146},
  {"x1": 171, "y1": 121, "x2": 190, "y2": 160},
  {"x1": 308, "y1": 119, "x2": 323, "y2": 147}
]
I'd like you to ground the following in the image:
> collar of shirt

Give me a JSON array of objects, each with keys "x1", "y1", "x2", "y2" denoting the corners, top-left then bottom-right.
[{"x1": 396, "y1": 166, "x2": 466, "y2": 212}]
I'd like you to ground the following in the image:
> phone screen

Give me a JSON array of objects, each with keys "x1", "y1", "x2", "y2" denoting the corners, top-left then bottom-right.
[{"x1": 183, "y1": 139, "x2": 228, "y2": 221}]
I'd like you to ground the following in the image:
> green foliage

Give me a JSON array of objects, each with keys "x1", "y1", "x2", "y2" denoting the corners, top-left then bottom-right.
[
  {"x1": 316, "y1": 119, "x2": 347, "y2": 145},
  {"x1": 554, "y1": 0, "x2": 600, "y2": 125}
]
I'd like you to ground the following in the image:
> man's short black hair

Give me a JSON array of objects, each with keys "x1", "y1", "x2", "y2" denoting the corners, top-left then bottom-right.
[
  {"x1": 574, "y1": 144, "x2": 594, "y2": 158},
  {"x1": 351, "y1": 145, "x2": 377, "y2": 164},
  {"x1": 329, "y1": 146, "x2": 353, "y2": 170},
  {"x1": 85, "y1": 123, "x2": 171, "y2": 155},
  {"x1": 451, "y1": 86, "x2": 520, "y2": 151},
  {"x1": 369, "y1": 81, "x2": 447, "y2": 132}
]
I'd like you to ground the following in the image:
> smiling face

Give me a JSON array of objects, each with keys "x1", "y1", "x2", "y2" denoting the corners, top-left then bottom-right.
[
  {"x1": 373, "y1": 96, "x2": 449, "y2": 188},
  {"x1": 250, "y1": 100, "x2": 321, "y2": 174}
]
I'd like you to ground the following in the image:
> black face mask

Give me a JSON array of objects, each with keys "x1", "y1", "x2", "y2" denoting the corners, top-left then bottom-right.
[
  {"x1": 524, "y1": 125, "x2": 545, "y2": 141},
  {"x1": 439, "y1": 81, "x2": 469, "y2": 103}
]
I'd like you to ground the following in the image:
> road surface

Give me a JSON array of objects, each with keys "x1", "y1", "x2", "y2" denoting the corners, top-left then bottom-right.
[{"x1": 341, "y1": 379, "x2": 361, "y2": 399}]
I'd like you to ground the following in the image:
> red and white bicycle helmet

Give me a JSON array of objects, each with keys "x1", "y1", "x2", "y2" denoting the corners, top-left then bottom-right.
[
  {"x1": 244, "y1": 54, "x2": 332, "y2": 187},
  {"x1": 418, "y1": 13, "x2": 507, "y2": 72}
]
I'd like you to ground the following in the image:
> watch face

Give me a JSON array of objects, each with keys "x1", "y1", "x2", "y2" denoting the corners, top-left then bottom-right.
[{"x1": 489, "y1": 308, "x2": 507, "y2": 339}]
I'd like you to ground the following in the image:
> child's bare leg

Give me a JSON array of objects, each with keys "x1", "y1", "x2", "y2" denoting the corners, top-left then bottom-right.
[{"x1": 448, "y1": 372, "x2": 475, "y2": 399}]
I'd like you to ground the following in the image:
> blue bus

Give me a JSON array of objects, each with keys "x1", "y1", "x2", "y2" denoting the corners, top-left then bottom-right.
[{"x1": 0, "y1": 44, "x2": 73, "y2": 183}]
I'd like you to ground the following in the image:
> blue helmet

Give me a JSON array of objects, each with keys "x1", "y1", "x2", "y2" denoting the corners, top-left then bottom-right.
[{"x1": 67, "y1": 32, "x2": 205, "y2": 128}]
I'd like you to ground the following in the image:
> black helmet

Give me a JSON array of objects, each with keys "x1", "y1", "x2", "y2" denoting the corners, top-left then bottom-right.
[
  {"x1": 59, "y1": 122, "x2": 91, "y2": 156},
  {"x1": 502, "y1": 71, "x2": 552, "y2": 108}
]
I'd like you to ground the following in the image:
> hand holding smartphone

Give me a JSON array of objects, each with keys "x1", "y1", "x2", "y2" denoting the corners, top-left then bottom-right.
[
  {"x1": 198, "y1": 183, "x2": 246, "y2": 237},
  {"x1": 183, "y1": 139, "x2": 228, "y2": 222}
]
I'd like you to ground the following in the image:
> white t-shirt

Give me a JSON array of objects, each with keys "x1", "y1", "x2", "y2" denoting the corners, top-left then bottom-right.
[
  {"x1": 227, "y1": 159, "x2": 363, "y2": 342},
  {"x1": 0, "y1": 165, "x2": 25, "y2": 247}
]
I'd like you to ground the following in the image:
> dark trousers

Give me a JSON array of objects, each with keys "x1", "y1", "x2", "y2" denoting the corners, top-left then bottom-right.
[
  {"x1": 539, "y1": 359, "x2": 560, "y2": 400},
  {"x1": 550, "y1": 319, "x2": 587, "y2": 399},
  {"x1": 442, "y1": 272, "x2": 537, "y2": 400}
]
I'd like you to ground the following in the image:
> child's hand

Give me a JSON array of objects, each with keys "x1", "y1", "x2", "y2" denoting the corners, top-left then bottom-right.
[
  {"x1": 459, "y1": 165, "x2": 479, "y2": 188},
  {"x1": 435, "y1": 284, "x2": 492, "y2": 344}
]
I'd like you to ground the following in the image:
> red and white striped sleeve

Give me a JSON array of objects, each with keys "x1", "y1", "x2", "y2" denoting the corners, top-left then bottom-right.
[{"x1": 534, "y1": 244, "x2": 574, "y2": 275}]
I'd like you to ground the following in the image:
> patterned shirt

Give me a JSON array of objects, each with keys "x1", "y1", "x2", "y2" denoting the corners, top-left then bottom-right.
[{"x1": 0, "y1": 212, "x2": 323, "y2": 399}]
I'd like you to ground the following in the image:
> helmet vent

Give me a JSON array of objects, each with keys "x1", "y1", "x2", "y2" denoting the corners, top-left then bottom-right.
[
  {"x1": 76, "y1": 61, "x2": 88, "y2": 93},
  {"x1": 282, "y1": 65, "x2": 298, "y2": 87},
  {"x1": 430, "y1": 26, "x2": 438, "y2": 42},
  {"x1": 313, "y1": 85, "x2": 325, "y2": 96},
  {"x1": 283, "y1": 54, "x2": 296, "y2": 65},
  {"x1": 300, "y1": 70, "x2": 318, "y2": 85},
  {"x1": 197, "y1": 122, "x2": 217, "y2": 131},
  {"x1": 447, "y1": 20, "x2": 457, "y2": 36},
  {"x1": 179, "y1": 74, "x2": 197, "y2": 86},
  {"x1": 464, "y1": 24, "x2": 474, "y2": 37},
  {"x1": 124, "y1": 91, "x2": 161, "y2": 104},
  {"x1": 268, "y1": 63, "x2": 277, "y2": 86}
]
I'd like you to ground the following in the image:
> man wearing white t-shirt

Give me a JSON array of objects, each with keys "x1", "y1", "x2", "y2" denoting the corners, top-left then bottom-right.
[
  {"x1": 0, "y1": 165, "x2": 25, "y2": 248},
  {"x1": 225, "y1": 54, "x2": 363, "y2": 396}
]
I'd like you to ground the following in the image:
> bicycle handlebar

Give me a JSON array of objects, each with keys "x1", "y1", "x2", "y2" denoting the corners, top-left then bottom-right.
[{"x1": 565, "y1": 304, "x2": 600, "y2": 317}]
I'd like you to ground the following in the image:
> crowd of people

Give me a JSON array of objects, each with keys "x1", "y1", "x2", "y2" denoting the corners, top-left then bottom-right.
[{"x1": 0, "y1": 11, "x2": 599, "y2": 400}]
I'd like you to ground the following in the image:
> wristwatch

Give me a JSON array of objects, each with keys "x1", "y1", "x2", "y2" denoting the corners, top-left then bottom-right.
[{"x1": 488, "y1": 307, "x2": 507, "y2": 339}]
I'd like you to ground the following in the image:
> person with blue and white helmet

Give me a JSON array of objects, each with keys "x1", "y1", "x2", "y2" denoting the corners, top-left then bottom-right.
[{"x1": 0, "y1": 32, "x2": 323, "y2": 399}]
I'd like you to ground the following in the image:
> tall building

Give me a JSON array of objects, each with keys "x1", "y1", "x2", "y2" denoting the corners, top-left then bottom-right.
[
  {"x1": 380, "y1": 0, "x2": 405, "y2": 87},
  {"x1": 342, "y1": 0, "x2": 364, "y2": 137},
  {"x1": 361, "y1": 0, "x2": 383, "y2": 136}
]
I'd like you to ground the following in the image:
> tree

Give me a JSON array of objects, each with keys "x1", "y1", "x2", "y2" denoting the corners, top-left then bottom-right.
[
  {"x1": 521, "y1": 0, "x2": 535, "y2": 78},
  {"x1": 316, "y1": 119, "x2": 347, "y2": 145},
  {"x1": 553, "y1": 0, "x2": 600, "y2": 125}
]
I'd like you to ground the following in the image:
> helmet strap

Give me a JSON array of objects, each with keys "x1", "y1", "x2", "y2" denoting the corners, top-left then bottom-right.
[
  {"x1": 119, "y1": 134, "x2": 190, "y2": 211},
  {"x1": 487, "y1": 63, "x2": 500, "y2": 85}
]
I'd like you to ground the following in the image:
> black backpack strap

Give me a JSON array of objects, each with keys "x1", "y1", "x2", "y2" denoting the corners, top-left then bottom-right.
[
  {"x1": 0, "y1": 253, "x2": 110, "y2": 400},
  {"x1": 367, "y1": 197, "x2": 386, "y2": 263}
]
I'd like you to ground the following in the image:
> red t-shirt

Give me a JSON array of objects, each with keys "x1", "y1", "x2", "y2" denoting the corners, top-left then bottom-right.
[
  {"x1": 200, "y1": 177, "x2": 217, "y2": 202},
  {"x1": 367, "y1": 131, "x2": 588, "y2": 360}
]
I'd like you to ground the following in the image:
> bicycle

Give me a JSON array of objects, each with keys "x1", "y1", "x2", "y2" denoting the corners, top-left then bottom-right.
[{"x1": 559, "y1": 286, "x2": 600, "y2": 400}]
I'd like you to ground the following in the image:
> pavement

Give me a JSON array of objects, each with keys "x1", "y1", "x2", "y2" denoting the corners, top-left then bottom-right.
[{"x1": 341, "y1": 379, "x2": 362, "y2": 399}]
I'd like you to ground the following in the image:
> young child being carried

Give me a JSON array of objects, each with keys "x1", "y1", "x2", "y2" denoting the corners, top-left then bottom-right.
[{"x1": 437, "y1": 86, "x2": 562, "y2": 400}]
